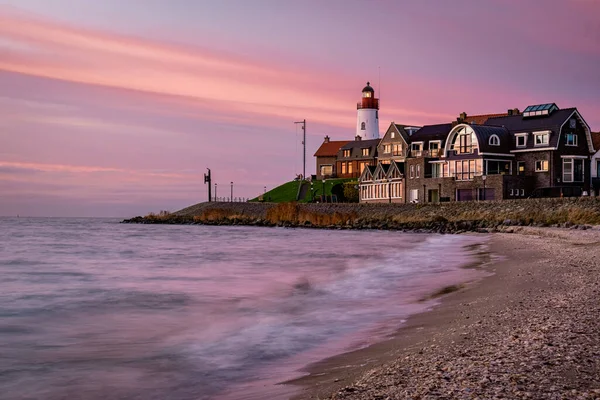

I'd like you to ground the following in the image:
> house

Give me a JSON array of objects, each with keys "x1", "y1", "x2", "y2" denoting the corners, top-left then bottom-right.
[
  {"x1": 401, "y1": 104, "x2": 595, "y2": 202},
  {"x1": 336, "y1": 136, "x2": 380, "y2": 179},
  {"x1": 590, "y1": 132, "x2": 600, "y2": 195},
  {"x1": 359, "y1": 161, "x2": 404, "y2": 203},
  {"x1": 376, "y1": 122, "x2": 419, "y2": 165},
  {"x1": 314, "y1": 136, "x2": 350, "y2": 179}
]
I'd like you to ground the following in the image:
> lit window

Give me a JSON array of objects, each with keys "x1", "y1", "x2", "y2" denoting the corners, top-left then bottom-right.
[
  {"x1": 535, "y1": 160, "x2": 548, "y2": 172},
  {"x1": 362, "y1": 148, "x2": 369, "y2": 156},
  {"x1": 320, "y1": 165, "x2": 333, "y2": 176},
  {"x1": 383, "y1": 144, "x2": 392, "y2": 154},
  {"x1": 410, "y1": 165, "x2": 414, "y2": 179},
  {"x1": 489, "y1": 135, "x2": 500, "y2": 146},
  {"x1": 534, "y1": 132, "x2": 549, "y2": 146},
  {"x1": 361, "y1": 122, "x2": 366, "y2": 130},
  {"x1": 348, "y1": 163, "x2": 353, "y2": 174},
  {"x1": 391, "y1": 131, "x2": 395, "y2": 139},
  {"x1": 517, "y1": 161, "x2": 525, "y2": 176},
  {"x1": 393, "y1": 144, "x2": 402, "y2": 156},
  {"x1": 565, "y1": 133, "x2": 578, "y2": 146},
  {"x1": 341, "y1": 162, "x2": 347, "y2": 174},
  {"x1": 410, "y1": 189, "x2": 419, "y2": 202},
  {"x1": 516, "y1": 135, "x2": 527, "y2": 147}
]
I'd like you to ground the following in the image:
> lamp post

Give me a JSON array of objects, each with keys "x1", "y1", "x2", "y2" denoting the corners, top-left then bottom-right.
[
  {"x1": 322, "y1": 179, "x2": 326, "y2": 203},
  {"x1": 311, "y1": 181, "x2": 314, "y2": 202},
  {"x1": 482, "y1": 175, "x2": 487, "y2": 201},
  {"x1": 230, "y1": 181, "x2": 233, "y2": 202},
  {"x1": 215, "y1": 183, "x2": 218, "y2": 202}
]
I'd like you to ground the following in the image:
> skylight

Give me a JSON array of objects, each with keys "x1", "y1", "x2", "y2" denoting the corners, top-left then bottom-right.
[{"x1": 523, "y1": 103, "x2": 559, "y2": 117}]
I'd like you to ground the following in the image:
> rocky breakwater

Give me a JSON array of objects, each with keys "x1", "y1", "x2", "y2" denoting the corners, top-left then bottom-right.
[{"x1": 121, "y1": 198, "x2": 600, "y2": 233}]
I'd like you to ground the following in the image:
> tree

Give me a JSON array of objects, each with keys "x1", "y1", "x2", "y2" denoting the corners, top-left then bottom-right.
[{"x1": 343, "y1": 181, "x2": 359, "y2": 203}]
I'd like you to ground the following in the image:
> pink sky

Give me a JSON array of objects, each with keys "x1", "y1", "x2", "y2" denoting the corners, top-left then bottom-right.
[{"x1": 1, "y1": 0, "x2": 599, "y2": 216}]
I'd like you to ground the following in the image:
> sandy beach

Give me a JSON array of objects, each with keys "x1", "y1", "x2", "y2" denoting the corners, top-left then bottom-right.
[{"x1": 290, "y1": 227, "x2": 600, "y2": 399}]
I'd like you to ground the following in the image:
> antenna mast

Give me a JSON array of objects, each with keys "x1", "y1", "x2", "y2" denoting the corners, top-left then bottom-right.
[{"x1": 294, "y1": 119, "x2": 306, "y2": 180}]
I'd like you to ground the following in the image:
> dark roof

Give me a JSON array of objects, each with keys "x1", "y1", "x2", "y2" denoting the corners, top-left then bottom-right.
[
  {"x1": 313, "y1": 140, "x2": 350, "y2": 157},
  {"x1": 484, "y1": 108, "x2": 577, "y2": 149},
  {"x1": 362, "y1": 82, "x2": 374, "y2": 93},
  {"x1": 393, "y1": 124, "x2": 418, "y2": 142},
  {"x1": 471, "y1": 125, "x2": 512, "y2": 154},
  {"x1": 409, "y1": 123, "x2": 453, "y2": 145},
  {"x1": 339, "y1": 138, "x2": 380, "y2": 159}
]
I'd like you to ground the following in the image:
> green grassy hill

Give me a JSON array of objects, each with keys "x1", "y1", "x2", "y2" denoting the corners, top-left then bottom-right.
[{"x1": 250, "y1": 178, "x2": 353, "y2": 203}]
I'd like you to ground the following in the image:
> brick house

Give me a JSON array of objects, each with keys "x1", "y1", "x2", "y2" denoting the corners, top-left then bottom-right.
[
  {"x1": 591, "y1": 132, "x2": 600, "y2": 195},
  {"x1": 336, "y1": 136, "x2": 380, "y2": 179},
  {"x1": 314, "y1": 136, "x2": 350, "y2": 179}
]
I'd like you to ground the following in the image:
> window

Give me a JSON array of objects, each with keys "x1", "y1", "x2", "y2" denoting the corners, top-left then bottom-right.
[
  {"x1": 341, "y1": 162, "x2": 347, "y2": 174},
  {"x1": 517, "y1": 161, "x2": 525, "y2": 176},
  {"x1": 391, "y1": 131, "x2": 395, "y2": 139},
  {"x1": 451, "y1": 127, "x2": 476, "y2": 154},
  {"x1": 343, "y1": 149, "x2": 350, "y2": 157},
  {"x1": 489, "y1": 135, "x2": 500, "y2": 146},
  {"x1": 383, "y1": 144, "x2": 392, "y2": 154},
  {"x1": 429, "y1": 141, "x2": 440, "y2": 157},
  {"x1": 563, "y1": 158, "x2": 584, "y2": 182},
  {"x1": 534, "y1": 132, "x2": 549, "y2": 146},
  {"x1": 410, "y1": 165, "x2": 414, "y2": 179},
  {"x1": 565, "y1": 133, "x2": 578, "y2": 146},
  {"x1": 535, "y1": 160, "x2": 548, "y2": 172},
  {"x1": 409, "y1": 189, "x2": 419, "y2": 202},
  {"x1": 348, "y1": 162, "x2": 353, "y2": 174},
  {"x1": 416, "y1": 165, "x2": 421, "y2": 178},
  {"x1": 516, "y1": 134, "x2": 527, "y2": 148},
  {"x1": 411, "y1": 143, "x2": 423, "y2": 157},
  {"x1": 320, "y1": 165, "x2": 332, "y2": 176},
  {"x1": 455, "y1": 160, "x2": 478, "y2": 180},
  {"x1": 431, "y1": 163, "x2": 447, "y2": 178},
  {"x1": 392, "y1": 144, "x2": 402, "y2": 156},
  {"x1": 362, "y1": 148, "x2": 369, "y2": 156},
  {"x1": 361, "y1": 122, "x2": 366, "y2": 130},
  {"x1": 486, "y1": 160, "x2": 511, "y2": 175}
]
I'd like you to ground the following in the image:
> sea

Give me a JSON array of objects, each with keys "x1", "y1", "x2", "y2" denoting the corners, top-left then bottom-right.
[{"x1": 0, "y1": 217, "x2": 489, "y2": 400}]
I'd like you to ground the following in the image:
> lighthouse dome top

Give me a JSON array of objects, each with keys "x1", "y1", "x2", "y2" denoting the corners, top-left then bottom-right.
[{"x1": 362, "y1": 82, "x2": 374, "y2": 93}]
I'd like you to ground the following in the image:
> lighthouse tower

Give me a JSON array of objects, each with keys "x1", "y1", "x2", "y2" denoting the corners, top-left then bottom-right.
[{"x1": 356, "y1": 82, "x2": 379, "y2": 140}]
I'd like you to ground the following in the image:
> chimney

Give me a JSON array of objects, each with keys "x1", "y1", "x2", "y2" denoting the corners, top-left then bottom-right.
[
  {"x1": 324, "y1": 135, "x2": 330, "y2": 143},
  {"x1": 513, "y1": 108, "x2": 520, "y2": 115},
  {"x1": 355, "y1": 135, "x2": 362, "y2": 141},
  {"x1": 459, "y1": 112, "x2": 467, "y2": 121},
  {"x1": 507, "y1": 109, "x2": 513, "y2": 116}
]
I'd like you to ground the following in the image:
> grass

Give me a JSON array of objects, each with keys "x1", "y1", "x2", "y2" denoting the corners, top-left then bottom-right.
[{"x1": 249, "y1": 178, "x2": 353, "y2": 203}]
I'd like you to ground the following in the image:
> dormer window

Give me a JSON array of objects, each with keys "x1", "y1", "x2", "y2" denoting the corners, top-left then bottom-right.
[
  {"x1": 515, "y1": 133, "x2": 527, "y2": 148},
  {"x1": 534, "y1": 131, "x2": 550, "y2": 146},
  {"x1": 361, "y1": 122, "x2": 366, "y2": 130},
  {"x1": 362, "y1": 148, "x2": 369, "y2": 156},
  {"x1": 343, "y1": 149, "x2": 351, "y2": 157},
  {"x1": 489, "y1": 134, "x2": 500, "y2": 146}
]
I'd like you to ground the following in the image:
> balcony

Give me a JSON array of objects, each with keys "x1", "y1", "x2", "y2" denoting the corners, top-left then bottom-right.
[{"x1": 357, "y1": 98, "x2": 379, "y2": 110}]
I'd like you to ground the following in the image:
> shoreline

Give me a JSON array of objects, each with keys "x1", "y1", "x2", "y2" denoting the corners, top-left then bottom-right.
[{"x1": 287, "y1": 227, "x2": 600, "y2": 399}]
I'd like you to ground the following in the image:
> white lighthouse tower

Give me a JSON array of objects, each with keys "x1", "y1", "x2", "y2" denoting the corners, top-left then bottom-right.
[{"x1": 356, "y1": 82, "x2": 379, "y2": 140}]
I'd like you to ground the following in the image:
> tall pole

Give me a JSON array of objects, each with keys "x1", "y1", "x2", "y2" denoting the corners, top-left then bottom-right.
[
  {"x1": 230, "y1": 181, "x2": 233, "y2": 202},
  {"x1": 294, "y1": 119, "x2": 306, "y2": 180},
  {"x1": 215, "y1": 183, "x2": 218, "y2": 201},
  {"x1": 204, "y1": 168, "x2": 212, "y2": 202}
]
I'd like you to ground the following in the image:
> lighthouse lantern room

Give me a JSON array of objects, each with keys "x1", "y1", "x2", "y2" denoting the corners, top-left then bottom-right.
[{"x1": 356, "y1": 82, "x2": 380, "y2": 140}]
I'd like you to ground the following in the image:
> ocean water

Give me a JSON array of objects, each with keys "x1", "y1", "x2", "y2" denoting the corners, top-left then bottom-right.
[{"x1": 0, "y1": 217, "x2": 488, "y2": 400}]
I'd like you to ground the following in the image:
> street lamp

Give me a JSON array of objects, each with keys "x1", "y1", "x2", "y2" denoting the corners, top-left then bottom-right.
[
  {"x1": 230, "y1": 181, "x2": 233, "y2": 202},
  {"x1": 310, "y1": 181, "x2": 314, "y2": 202},
  {"x1": 215, "y1": 183, "x2": 218, "y2": 202},
  {"x1": 322, "y1": 179, "x2": 326, "y2": 203},
  {"x1": 482, "y1": 175, "x2": 487, "y2": 201}
]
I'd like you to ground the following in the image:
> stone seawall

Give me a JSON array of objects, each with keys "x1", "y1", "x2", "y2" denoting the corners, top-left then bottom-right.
[{"x1": 122, "y1": 198, "x2": 600, "y2": 233}]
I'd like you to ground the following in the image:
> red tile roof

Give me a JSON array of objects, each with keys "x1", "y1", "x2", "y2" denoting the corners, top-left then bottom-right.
[
  {"x1": 591, "y1": 132, "x2": 600, "y2": 153},
  {"x1": 461, "y1": 113, "x2": 510, "y2": 125},
  {"x1": 314, "y1": 140, "x2": 350, "y2": 157}
]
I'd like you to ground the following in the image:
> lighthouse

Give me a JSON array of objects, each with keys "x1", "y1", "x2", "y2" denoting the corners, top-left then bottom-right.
[{"x1": 356, "y1": 82, "x2": 379, "y2": 140}]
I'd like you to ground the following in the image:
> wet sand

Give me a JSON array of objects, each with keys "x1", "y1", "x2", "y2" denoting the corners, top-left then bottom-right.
[{"x1": 288, "y1": 227, "x2": 600, "y2": 399}]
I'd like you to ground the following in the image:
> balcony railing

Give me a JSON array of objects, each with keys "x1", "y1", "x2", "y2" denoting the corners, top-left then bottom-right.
[{"x1": 357, "y1": 98, "x2": 379, "y2": 109}]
